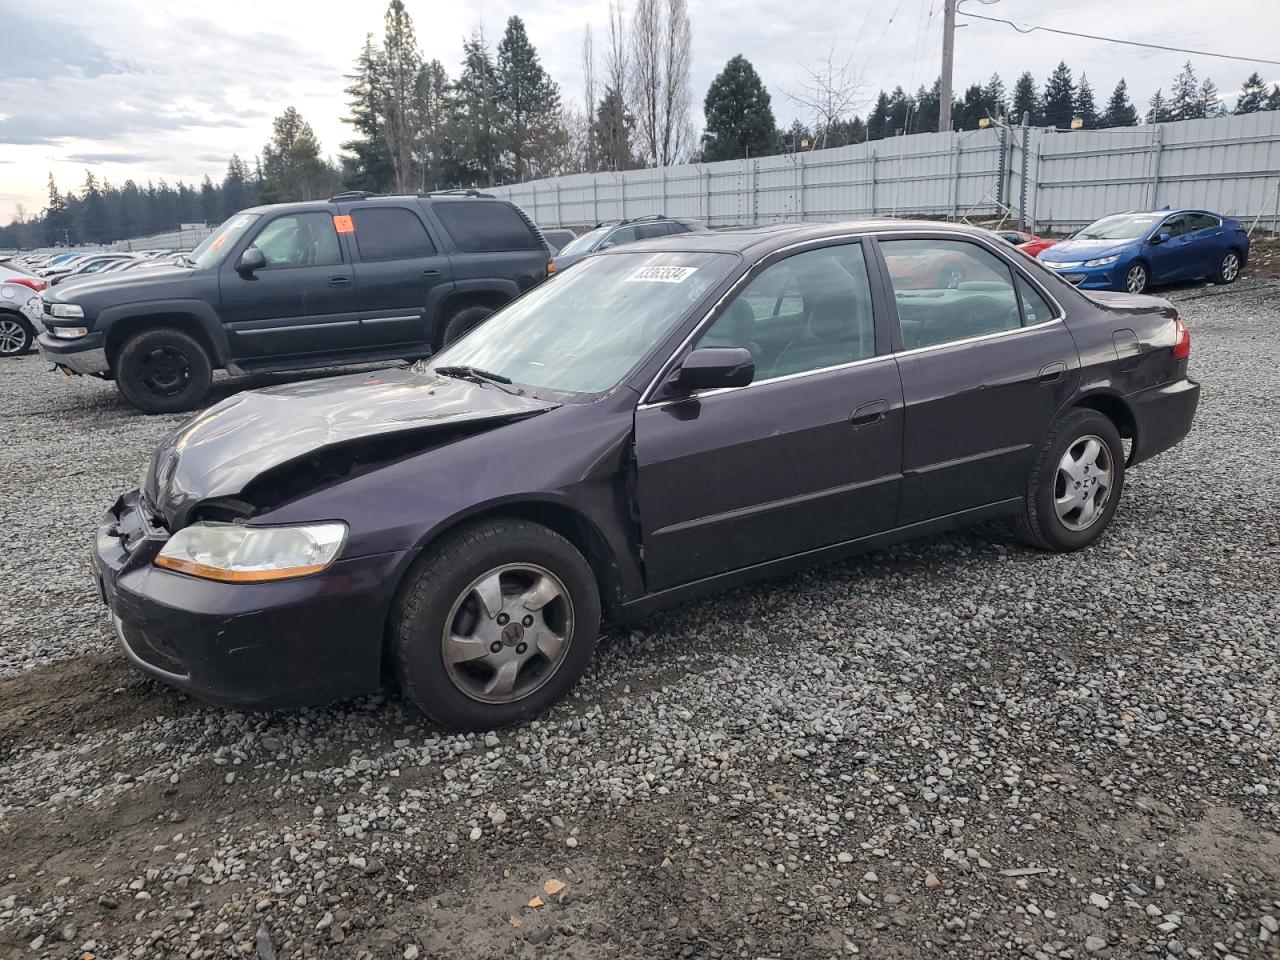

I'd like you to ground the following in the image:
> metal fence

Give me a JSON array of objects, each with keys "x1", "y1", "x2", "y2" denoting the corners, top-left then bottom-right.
[
  {"x1": 493, "y1": 111, "x2": 1280, "y2": 235},
  {"x1": 110, "y1": 225, "x2": 214, "y2": 253}
]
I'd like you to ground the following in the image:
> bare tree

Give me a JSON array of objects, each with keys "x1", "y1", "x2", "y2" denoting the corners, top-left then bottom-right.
[
  {"x1": 629, "y1": 0, "x2": 692, "y2": 166},
  {"x1": 582, "y1": 25, "x2": 597, "y2": 171},
  {"x1": 605, "y1": 1, "x2": 628, "y2": 103},
  {"x1": 785, "y1": 43, "x2": 865, "y2": 150}
]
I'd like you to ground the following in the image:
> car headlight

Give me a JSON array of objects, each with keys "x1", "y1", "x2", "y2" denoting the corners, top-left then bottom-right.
[
  {"x1": 49, "y1": 303, "x2": 84, "y2": 318},
  {"x1": 1083, "y1": 255, "x2": 1121, "y2": 268},
  {"x1": 155, "y1": 522, "x2": 348, "y2": 582}
]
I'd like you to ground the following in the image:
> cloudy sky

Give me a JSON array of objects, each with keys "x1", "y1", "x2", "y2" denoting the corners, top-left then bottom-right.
[{"x1": 2, "y1": 0, "x2": 1278, "y2": 225}]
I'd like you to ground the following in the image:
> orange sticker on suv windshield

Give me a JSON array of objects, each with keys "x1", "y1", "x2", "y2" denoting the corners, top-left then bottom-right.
[
  {"x1": 211, "y1": 234, "x2": 227, "y2": 250},
  {"x1": 333, "y1": 215, "x2": 354, "y2": 234}
]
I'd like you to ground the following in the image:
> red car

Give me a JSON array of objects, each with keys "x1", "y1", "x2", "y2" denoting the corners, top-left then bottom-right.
[{"x1": 991, "y1": 228, "x2": 1056, "y2": 258}]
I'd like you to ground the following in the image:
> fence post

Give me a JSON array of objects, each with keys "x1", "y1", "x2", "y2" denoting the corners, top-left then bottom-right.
[
  {"x1": 661, "y1": 168, "x2": 668, "y2": 214},
  {"x1": 996, "y1": 122, "x2": 1008, "y2": 207},
  {"x1": 592, "y1": 178, "x2": 599, "y2": 226},
  {"x1": 798, "y1": 154, "x2": 807, "y2": 221},
  {"x1": 555, "y1": 181, "x2": 561, "y2": 226},
  {"x1": 705, "y1": 168, "x2": 712, "y2": 224},
  {"x1": 752, "y1": 158, "x2": 760, "y2": 224},
  {"x1": 1018, "y1": 112, "x2": 1031, "y2": 230},
  {"x1": 1148, "y1": 126, "x2": 1164, "y2": 208},
  {"x1": 870, "y1": 149, "x2": 877, "y2": 216},
  {"x1": 951, "y1": 140, "x2": 961, "y2": 219},
  {"x1": 621, "y1": 175, "x2": 627, "y2": 220}
]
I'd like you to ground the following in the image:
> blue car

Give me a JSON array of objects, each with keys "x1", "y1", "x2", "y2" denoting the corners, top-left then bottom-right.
[{"x1": 1039, "y1": 209, "x2": 1248, "y2": 294}]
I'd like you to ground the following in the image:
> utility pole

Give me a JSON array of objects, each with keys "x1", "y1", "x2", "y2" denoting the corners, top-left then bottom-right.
[{"x1": 938, "y1": 0, "x2": 956, "y2": 133}]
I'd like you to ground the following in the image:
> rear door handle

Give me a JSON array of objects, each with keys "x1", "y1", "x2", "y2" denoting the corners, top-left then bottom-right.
[
  {"x1": 421, "y1": 269, "x2": 441, "y2": 278},
  {"x1": 1038, "y1": 361, "x2": 1067, "y2": 384},
  {"x1": 850, "y1": 400, "x2": 889, "y2": 426},
  {"x1": 328, "y1": 276, "x2": 352, "y2": 287}
]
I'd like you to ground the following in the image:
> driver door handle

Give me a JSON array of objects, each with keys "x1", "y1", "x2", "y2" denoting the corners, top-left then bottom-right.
[
  {"x1": 328, "y1": 276, "x2": 352, "y2": 287},
  {"x1": 421, "y1": 268, "x2": 441, "y2": 278},
  {"x1": 850, "y1": 400, "x2": 889, "y2": 426}
]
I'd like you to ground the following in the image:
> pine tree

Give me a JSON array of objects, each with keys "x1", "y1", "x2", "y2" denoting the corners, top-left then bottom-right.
[
  {"x1": 260, "y1": 107, "x2": 329, "y2": 202},
  {"x1": 382, "y1": 0, "x2": 423, "y2": 192},
  {"x1": 448, "y1": 33, "x2": 505, "y2": 185},
  {"x1": 199, "y1": 176, "x2": 218, "y2": 224},
  {"x1": 414, "y1": 59, "x2": 452, "y2": 189},
  {"x1": 1041, "y1": 62, "x2": 1075, "y2": 129},
  {"x1": 496, "y1": 16, "x2": 564, "y2": 181},
  {"x1": 341, "y1": 34, "x2": 396, "y2": 192},
  {"x1": 886, "y1": 86, "x2": 913, "y2": 136},
  {"x1": 1146, "y1": 89, "x2": 1173, "y2": 124},
  {"x1": 1268, "y1": 83, "x2": 1280, "y2": 111},
  {"x1": 1101, "y1": 79, "x2": 1139, "y2": 128},
  {"x1": 79, "y1": 171, "x2": 110, "y2": 243},
  {"x1": 912, "y1": 81, "x2": 940, "y2": 134},
  {"x1": 1170, "y1": 61, "x2": 1200, "y2": 120},
  {"x1": 592, "y1": 84, "x2": 637, "y2": 170},
  {"x1": 1199, "y1": 78, "x2": 1227, "y2": 118},
  {"x1": 701, "y1": 55, "x2": 778, "y2": 160},
  {"x1": 1072, "y1": 74, "x2": 1099, "y2": 129},
  {"x1": 866, "y1": 90, "x2": 892, "y2": 140},
  {"x1": 220, "y1": 156, "x2": 250, "y2": 219},
  {"x1": 1234, "y1": 72, "x2": 1268, "y2": 114},
  {"x1": 1011, "y1": 72, "x2": 1039, "y2": 124},
  {"x1": 983, "y1": 72, "x2": 1007, "y2": 120}
]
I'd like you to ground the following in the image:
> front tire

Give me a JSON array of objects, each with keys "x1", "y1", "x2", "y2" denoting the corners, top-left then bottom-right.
[
  {"x1": 1214, "y1": 249, "x2": 1241, "y2": 285},
  {"x1": 1016, "y1": 408, "x2": 1125, "y2": 552},
  {"x1": 1123, "y1": 261, "x2": 1148, "y2": 294},
  {"x1": 0, "y1": 314, "x2": 33, "y2": 357},
  {"x1": 391, "y1": 519, "x2": 600, "y2": 731},
  {"x1": 114, "y1": 328, "x2": 212, "y2": 414}
]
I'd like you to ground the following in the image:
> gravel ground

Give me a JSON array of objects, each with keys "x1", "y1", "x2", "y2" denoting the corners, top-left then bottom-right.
[{"x1": 1, "y1": 281, "x2": 1278, "y2": 960}]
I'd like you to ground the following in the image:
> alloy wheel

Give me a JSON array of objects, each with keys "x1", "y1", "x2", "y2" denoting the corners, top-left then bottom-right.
[
  {"x1": 0, "y1": 318, "x2": 29, "y2": 355},
  {"x1": 441, "y1": 563, "x2": 574, "y2": 704},
  {"x1": 1125, "y1": 264, "x2": 1147, "y2": 294},
  {"x1": 1221, "y1": 252, "x2": 1240, "y2": 282},
  {"x1": 1054, "y1": 435, "x2": 1114, "y2": 532}
]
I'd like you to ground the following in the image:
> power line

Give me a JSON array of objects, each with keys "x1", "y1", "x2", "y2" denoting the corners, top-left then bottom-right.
[{"x1": 956, "y1": 9, "x2": 1280, "y2": 67}]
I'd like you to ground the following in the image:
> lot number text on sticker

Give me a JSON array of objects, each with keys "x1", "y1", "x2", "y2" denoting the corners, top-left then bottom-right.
[{"x1": 625, "y1": 265, "x2": 698, "y2": 284}]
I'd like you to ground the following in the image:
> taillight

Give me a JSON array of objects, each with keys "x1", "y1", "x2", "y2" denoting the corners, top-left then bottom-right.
[
  {"x1": 1172, "y1": 315, "x2": 1191, "y2": 361},
  {"x1": 6, "y1": 277, "x2": 47, "y2": 292}
]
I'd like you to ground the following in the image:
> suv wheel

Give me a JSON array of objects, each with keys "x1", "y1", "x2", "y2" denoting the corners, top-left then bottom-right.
[
  {"x1": 439, "y1": 305, "x2": 494, "y2": 349},
  {"x1": 0, "y1": 315, "x2": 33, "y2": 357},
  {"x1": 114, "y1": 328, "x2": 213, "y2": 414},
  {"x1": 1016, "y1": 408, "x2": 1125, "y2": 552},
  {"x1": 392, "y1": 519, "x2": 600, "y2": 730}
]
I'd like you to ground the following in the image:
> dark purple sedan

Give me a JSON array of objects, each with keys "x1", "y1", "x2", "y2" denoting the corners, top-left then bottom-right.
[{"x1": 95, "y1": 221, "x2": 1200, "y2": 729}]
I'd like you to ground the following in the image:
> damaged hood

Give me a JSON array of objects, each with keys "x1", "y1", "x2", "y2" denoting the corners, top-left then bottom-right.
[{"x1": 144, "y1": 366, "x2": 557, "y2": 529}]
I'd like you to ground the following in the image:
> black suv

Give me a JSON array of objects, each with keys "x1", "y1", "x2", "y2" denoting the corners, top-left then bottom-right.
[
  {"x1": 37, "y1": 191, "x2": 552, "y2": 412},
  {"x1": 550, "y1": 215, "x2": 705, "y2": 270}
]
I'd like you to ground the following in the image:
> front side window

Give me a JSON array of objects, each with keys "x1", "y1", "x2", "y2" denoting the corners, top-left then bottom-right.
[
  {"x1": 248, "y1": 213, "x2": 342, "y2": 269},
  {"x1": 881, "y1": 238, "x2": 1022, "y2": 350},
  {"x1": 350, "y1": 207, "x2": 436, "y2": 261},
  {"x1": 430, "y1": 251, "x2": 737, "y2": 401},
  {"x1": 1160, "y1": 215, "x2": 1192, "y2": 237},
  {"x1": 696, "y1": 243, "x2": 875, "y2": 379}
]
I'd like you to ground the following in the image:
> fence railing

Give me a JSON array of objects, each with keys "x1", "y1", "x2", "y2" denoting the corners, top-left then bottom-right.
[{"x1": 492, "y1": 112, "x2": 1280, "y2": 235}]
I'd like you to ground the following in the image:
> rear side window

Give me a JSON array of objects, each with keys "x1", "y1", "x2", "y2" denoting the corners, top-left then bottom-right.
[
  {"x1": 1014, "y1": 275, "x2": 1056, "y2": 325},
  {"x1": 350, "y1": 207, "x2": 436, "y2": 260},
  {"x1": 432, "y1": 201, "x2": 541, "y2": 252},
  {"x1": 1186, "y1": 213, "x2": 1220, "y2": 231}
]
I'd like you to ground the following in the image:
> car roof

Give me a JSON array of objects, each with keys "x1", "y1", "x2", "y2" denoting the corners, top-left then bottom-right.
[
  {"x1": 593, "y1": 218, "x2": 1008, "y2": 258},
  {"x1": 239, "y1": 193, "x2": 514, "y2": 216}
]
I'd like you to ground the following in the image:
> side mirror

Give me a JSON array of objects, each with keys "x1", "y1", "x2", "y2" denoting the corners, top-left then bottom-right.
[
  {"x1": 236, "y1": 247, "x2": 266, "y2": 274},
  {"x1": 668, "y1": 347, "x2": 755, "y2": 393},
  {"x1": 1149, "y1": 232, "x2": 1170, "y2": 245}
]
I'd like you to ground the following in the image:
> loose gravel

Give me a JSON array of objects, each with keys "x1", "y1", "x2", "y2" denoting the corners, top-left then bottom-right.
[{"x1": 1, "y1": 281, "x2": 1278, "y2": 959}]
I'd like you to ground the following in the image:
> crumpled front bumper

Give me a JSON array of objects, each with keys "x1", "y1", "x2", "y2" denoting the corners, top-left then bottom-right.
[{"x1": 37, "y1": 331, "x2": 110, "y2": 375}]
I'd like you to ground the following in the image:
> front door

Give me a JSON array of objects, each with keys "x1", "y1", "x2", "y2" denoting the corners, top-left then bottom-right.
[
  {"x1": 346, "y1": 204, "x2": 453, "y2": 348},
  {"x1": 1145, "y1": 214, "x2": 1198, "y2": 283},
  {"x1": 878, "y1": 235, "x2": 1081, "y2": 525},
  {"x1": 634, "y1": 240, "x2": 904, "y2": 592},
  {"x1": 219, "y1": 210, "x2": 361, "y2": 359}
]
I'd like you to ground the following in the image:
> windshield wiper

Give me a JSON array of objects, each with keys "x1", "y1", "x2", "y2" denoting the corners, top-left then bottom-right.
[{"x1": 433, "y1": 364, "x2": 521, "y2": 394}]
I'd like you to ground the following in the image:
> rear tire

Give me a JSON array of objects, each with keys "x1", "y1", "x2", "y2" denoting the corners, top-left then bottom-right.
[
  {"x1": 0, "y1": 314, "x2": 33, "y2": 357},
  {"x1": 392, "y1": 519, "x2": 600, "y2": 731},
  {"x1": 1213, "y1": 249, "x2": 1241, "y2": 285},
  {"x1": 438, "y1": 305, "x2": 495, "y2": 349},
  {"x1": 114, "y1": 328, "x2": 212, "y2": 414},
  {"x1": 1015, "y1": 408, "x2": 1125, "y2": 552}
]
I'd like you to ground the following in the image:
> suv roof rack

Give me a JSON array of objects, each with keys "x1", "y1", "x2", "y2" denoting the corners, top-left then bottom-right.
[
  {"x1": 594, "y1": 213, "x2": 668, "y2": 228},
  {"x1": 328, "y1": 190, "x2": 376, "y2": 202},
  {"x1": 420, "y1": 189, "x2": 495, "y2": 199}
]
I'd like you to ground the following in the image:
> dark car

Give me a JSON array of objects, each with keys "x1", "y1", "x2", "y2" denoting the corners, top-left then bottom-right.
[
  {"x1": 551, "y1": 215, "x2": 705, "y2": 270},
  {"x1": 540, "y1": 228, "x2": 577, "y2": 253},
  {"x1": 95, "y1": 221, "x2": 1199, "y2": 730},
  {"x1": 37, "y1": 191, "x2": 552, "y2": 413},
  {"x1": 1039, "y1": 209, "x2": 1248, "y2": 293}
]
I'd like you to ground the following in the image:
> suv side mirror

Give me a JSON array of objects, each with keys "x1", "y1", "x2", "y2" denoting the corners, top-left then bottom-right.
[
  {"x1": 668, "y1": 347, "x2": 755, "y2": 393},
  {"x1": 1149, "y1": 232, "x2": 1170, "y2": 245},
  {"x1": 236, "y1": 247, "x2": 266, "y2": 274}
]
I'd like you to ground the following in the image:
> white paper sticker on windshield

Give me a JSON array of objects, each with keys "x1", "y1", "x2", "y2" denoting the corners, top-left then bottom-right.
[{"x1": 625, "y1": 265, "x2": 698, "y2": 284}]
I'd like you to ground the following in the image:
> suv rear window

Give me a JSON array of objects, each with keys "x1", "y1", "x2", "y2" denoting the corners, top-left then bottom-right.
[
  {"x1": 351, "y1": 207, "x2": 436, "y2": 260},
  {"x1": 432, "y1": 201, "x2": 542, "y2": 253}
]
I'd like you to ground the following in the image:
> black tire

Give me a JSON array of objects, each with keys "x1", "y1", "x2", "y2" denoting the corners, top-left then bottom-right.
[
  {"x1": 438, "y1": 305, "x2": 494, "y2": 349},
  {"x1": 1213, "y1": 248, "x2": 1242, "y2": 285},
  {"x1": 391, "y1": 519, "x2": 600, "y2": 731},
  {"x1": 1015, "y1": 407, "x2": 1125, "y2": 552},
  {"x1": 1122, "y1": 261, "x2": 1148, "y2": 294},
  {"x1": 114, "y1": 328, "x2": 212, "y2": 414},
  {"x1": 0, "y1": 314, "x2": 34, "y2": 357}
]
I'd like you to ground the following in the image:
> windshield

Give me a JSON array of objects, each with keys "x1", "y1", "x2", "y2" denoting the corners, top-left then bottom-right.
[
  {"x1": 555, "y1": 226, "x2": 611, "y2": 257},
  {"x1": 430, "y1": 251, "x2": 737, "y2": 401},
  {"x1": 189, "y1": 213, "x2": 260, "y2": 268},
  {"x1": 1076, "y1": 213, "x2": 1161, "y2": 241}
]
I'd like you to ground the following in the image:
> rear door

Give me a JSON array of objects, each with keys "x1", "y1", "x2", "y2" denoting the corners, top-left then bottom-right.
[
  {"x1": 877, "y1": 234, "x2": 1080, "y2": 525},
  {"x1": 634, "y1": 239, "x2": 904, "y2": 591},
  {"x1": 219, "y1": 209, "x2": 362, "y2": 359},
  {"x1": 346, "y1": 204, "x2": 453, "y2": 348},
  {"x1": 1182, "y1": 212, "x2": 1223, "y2": 276},
  {"x1": 425, "y1": 200, "x2": 549, "y2": 310}
]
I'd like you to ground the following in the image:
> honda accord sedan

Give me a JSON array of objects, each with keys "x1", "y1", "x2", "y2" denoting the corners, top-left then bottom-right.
[{"x1": 95, "y1": 221, "x2": 1200, "y2": 730}]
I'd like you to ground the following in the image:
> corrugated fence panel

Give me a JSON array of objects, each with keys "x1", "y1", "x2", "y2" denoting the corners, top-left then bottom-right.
[{"x1": 493, "y1": 112, "x2": 1280, "y2": 234}]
